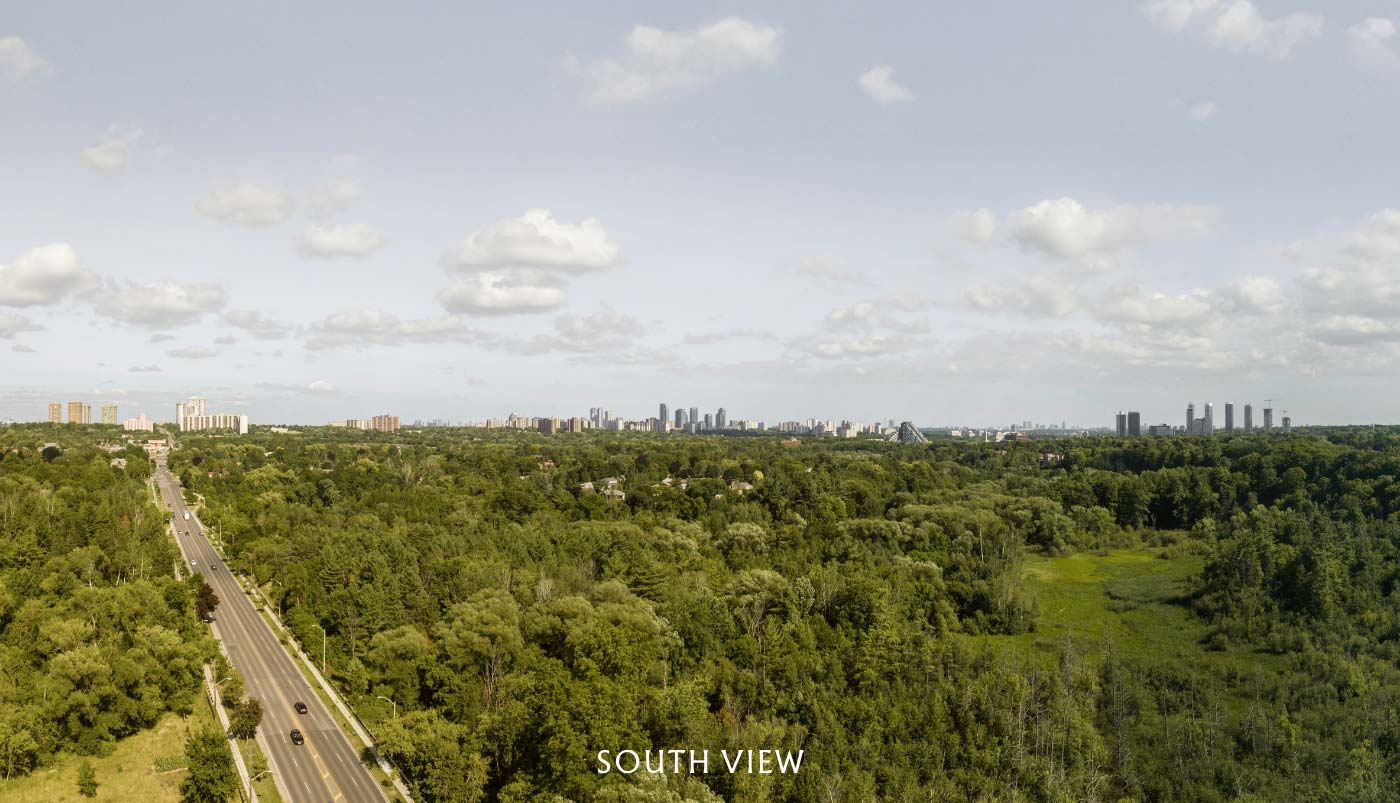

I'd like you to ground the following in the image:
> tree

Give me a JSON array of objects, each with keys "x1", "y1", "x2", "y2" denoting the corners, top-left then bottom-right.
[
  {"x1": 180, "y1": 729, "x2": 236, "y2": 803},
  {"x1": 195, "y1": 583, "x2": 220, "y2": 621},
  {"x1": 228, "y1": 698, "x2": 263, "y2": 740},
  {"x1": 76, "y1": 759, "x2": 98, "y2": 798}
]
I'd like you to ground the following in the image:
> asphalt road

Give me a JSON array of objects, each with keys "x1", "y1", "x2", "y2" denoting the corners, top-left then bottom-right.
[{"x1": 156, "y1": 461, "x2": 388, "y2": 803}]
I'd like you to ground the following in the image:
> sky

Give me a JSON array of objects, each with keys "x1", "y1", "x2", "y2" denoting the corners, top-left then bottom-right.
[{"x1": 2, "y1": 1, "x2": 1400, "y2": 427}]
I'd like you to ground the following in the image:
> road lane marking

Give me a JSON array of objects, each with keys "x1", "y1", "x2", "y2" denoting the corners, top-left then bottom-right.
[{"x1": 159, "y1": 466, "x2": 379, "y2": 802}]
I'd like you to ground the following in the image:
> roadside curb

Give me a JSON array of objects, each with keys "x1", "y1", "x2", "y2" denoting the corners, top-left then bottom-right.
[
  {"x1": 158, "y1": 473, "x2": 265, "y2": 803},
  {"x1": 248, "y1": 582, "x2": 416, "y2": 803}
]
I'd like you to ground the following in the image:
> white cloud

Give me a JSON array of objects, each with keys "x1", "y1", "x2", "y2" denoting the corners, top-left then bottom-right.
[
  {"x1": 966, "y1": 276, "x2": 1078, "y2": 318},
  {"x1": 1092, "y1": 285, "x2": 1213, "y2": 327},
  {"x1": 552, "y1": 307, "x2": 645, "y2": 341},
  {"x1": 949, "y1": 209, "x2": 999, "y2": 245},
  {"x1": 304, "y1": 309, "x2": 481, "y2": 351},
  {"x1": 1209, "y1": 2, "x2": 1324, "y2": 59},
  {"x1": 1308, "y1": 315, "x2": 1400, "y2": 345},
  {"x1": 304, "y1": 178, "x2": 363, "y2": 216},
  {"x1": 80, "y1": 127, "x2": 143, "y2": 173},
  {"x1": 1345, "y1": 208, "x2": 1400, "y2": 261},
  {"x1": 197, "y1": 181, "x2": 295, "y2": 226},
  {"x1": 1221, "y1": 276, "x2": 1286, "y2": 313},
  {"x1": 148, "y1": 333, "x2": 175, "y2": 343},
  {"x1": 166, "y1": 346, "x2": 217, "y2": 360},
  {"x1": 857, "y1": 65, "x2": 913, "y2": 105},
  {"x1": 93, "y1": 279, "x2": 226, "y2": 327},
  {"x1": 1299, "y1": 210, "x2": 1400, "y2": 320},
  {"x1": 12, "y1": 343, "x2": 36, "y2": 353},
  {"x1": 1188, "y1": 100, "x2": 1218, "y2": 121},
  {"x1": 0, "y1": 312, "x2": 41, "y2": 338},
  {"x1": 223, "y1": 309, "x2": 292, "y2": 340},
  {"x1": 128, "y1": 364, "x2": 161, "y2": 373},
  {"x1": 1145, "y1": 1, "x2": 1324, "y2": 59},
  {"x1": 0, "y1": 36, "x2": 48, "y2": 80},
  {"x1": 305, "y1": 379, "x2": 336, "y2": 393},
  {"x1": 810, "y1": 335, "x2": 902, "y2": 359},
  {"x1": 1007, "y1": 198, "x2": 1220, "y2": 265},
  {"x1": 827, "y1": 301, "x2": 876, "y2": 326},
  {"x1": 442, "y1": 209, "x2": 620, "y2": 272},
  {"x1": 589, "y1": 17, "x2": 781, "y2": 103},
  {"x1": 1348, "y1": 18, "x2": 1398, "y2": 66},
  {"x1": 300, "y1": 223, "x2": 386, "y2": 258},
  {"x1": 0, "y1": 244, "x2": 101, "y2": 307},
  {"x1": 790, "y1": 254, "x2": 868, "y2": 284},
  {"x1": 437, "y1": 272, "x2": 567, "y2": 315},
  {"x1": 1144, "y1": 0, "x2": 1221, "y2": 32},
  {"x1": 213, "y1": 335, "x2": 236, "y2": 345}
]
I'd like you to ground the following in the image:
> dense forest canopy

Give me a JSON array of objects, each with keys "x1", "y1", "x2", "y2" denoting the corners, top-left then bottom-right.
[
  {"x1": 0, "y1": 426, "x2": 210, "y2": 781},
  {"x1": 5, "y1": 422, "x2": 1400, "y2": 802}
]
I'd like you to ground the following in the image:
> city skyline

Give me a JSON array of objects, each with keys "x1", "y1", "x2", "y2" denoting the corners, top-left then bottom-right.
[{"x1": 5, "y1": 3, "x2": 1400, "y2": 423}]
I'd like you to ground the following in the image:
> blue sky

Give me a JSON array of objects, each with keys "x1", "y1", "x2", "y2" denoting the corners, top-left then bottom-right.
[{"x1": 3, "y1": 1, "x2": 1399, "y2": 426}]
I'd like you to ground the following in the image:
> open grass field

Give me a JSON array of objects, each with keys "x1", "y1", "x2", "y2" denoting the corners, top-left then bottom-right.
[
  {"x1": 1006, "y1": 549, "x2": 1207, "y2": 658},
  {"x1": 984, "y1": 547, "x2": 1287, "y2": 680},
  {"x1": 0, "y1": 693, "x2": 216, "y2": 803}
]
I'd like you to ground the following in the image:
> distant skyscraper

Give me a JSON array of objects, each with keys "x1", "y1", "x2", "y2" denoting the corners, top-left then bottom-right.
[
  {"x1": 1282, "y1": 416, "x2": 1292, "y2": 433},
  {"x1": 1204, "y1": 403, "x2": 1214, "y2": 435},
  {"x1": 1186, "y1": 402, "x2": 1194, "y2": 432},
  {"x1": 704, "y1": 413, "x2": 714, "y2": 430},
  {"x1": 100, "y1": 404, "x2": 118, "y2": 425},
  {"x1": 47, "y1": 402, "x2": 62, "y2": 423},
  {"x1": 689, "y1": 407, "x2": 699, "y2": 429},
  {"x1": 1225, "y1": 402, "x2": 1234, "y2": 433},
  {"x1": 675, "y1": 408, "x2": 685, "y2": 429},
  {"x1": 1263, "y1": 407, "x2": 1274, "y2": 432},
  {"x1": 1244, "y1": 404, "x2": 1253, "y2": 431},
  {"x1": 1116, "y1": 411, "x2": 1127, "y2": 437},
  {"x1": 659, "y1": 403, "x2": 669, "y2": 426},
  {"x1": 1128, "y1": 411, "x2": 1141, "y2": 437},
  {"x1": 716, "y1": 407, "x2": 727, "y2": 429},
  {"x1": 67, "y1": 401, "x2": 91, "y2": 424}
]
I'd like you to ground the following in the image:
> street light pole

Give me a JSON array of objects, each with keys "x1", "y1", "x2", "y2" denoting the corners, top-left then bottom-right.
[{"x1": 377, "y1": 695, "x2": 398, "y2": 718}]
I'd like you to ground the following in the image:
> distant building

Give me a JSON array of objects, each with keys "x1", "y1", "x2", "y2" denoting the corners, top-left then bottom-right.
[
  {"x1": 704, "y1": 413, "x2": 714, "y2": 430},
  {"x1": 100, "y1": 404, "x2": 118, "y2": 425},
  {"x1": 1186, "y1": 402, "x2": 1194, "y2": 433},
  {"x1": 1244, "y1": 404, "x2": 1254, "y2": 431},
  {"x1": 659, "y1": 403, "x2": 669, "y2": 428},
  {"x1": 123, "y1": 412, "x2": 153, "y2": 432},
  {"x1": 716, "y1": 407, "x2": 727, "y2": 430},
  {"x1": 689, "y1": 407, "x2": 699, "y2": 429},
  {"x1": 539, "y1": 417, "x2": 560, "y2": 435},
  {"x1": 68, "y1": 401, "x2": 91, "y2": 424},
  {"x1": 176, "y1": 396, "x2": 247, "y2": 435},
  {"x1": 1116, "y1": 411, "x2": 1127, "y2": 437},
  {"x1": 1225, "y1": 402, "x2": 1234, "y2": 433},
  {"x1": 370, "y1": 415, "x2": 400, "y2": 432},
  {"x1": 1204, "y1": 403, "x2": 1214, "y2": 435},
  {"x1": 1128, "y1": 411, "x2": 1141, "y2": 437},
  {"x1": 1147, "y1": 424, "x2": 1174, "y2": 436},
  {"x1": 887, "y1": 421, "x2": 929, "y2": 444},
  {"x1": 674, "y1": 408, "x2": 686, "y2": 429},
  {"x1": 1263, "y1": 407, "x2": 1274, "y2": 432},
  {"x1": 47, "y1": 402, "x2": 62, "y2": 423},
  {"x1": 182, "y1": 413, "x2": 249, "y2": 435}
]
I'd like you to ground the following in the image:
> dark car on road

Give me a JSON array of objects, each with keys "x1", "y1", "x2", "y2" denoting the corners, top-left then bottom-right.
[
  {"x1": 294, "y1": 701, "x2": 308, "y2": 714},
  {"x1": 290, "y1": 729, "x2": 304, "y2": 745}
]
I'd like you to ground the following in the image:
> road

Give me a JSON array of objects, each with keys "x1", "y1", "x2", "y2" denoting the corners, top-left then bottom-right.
[{"x1": 155, "y1": 460, "x2": 388, "y2": 803}]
